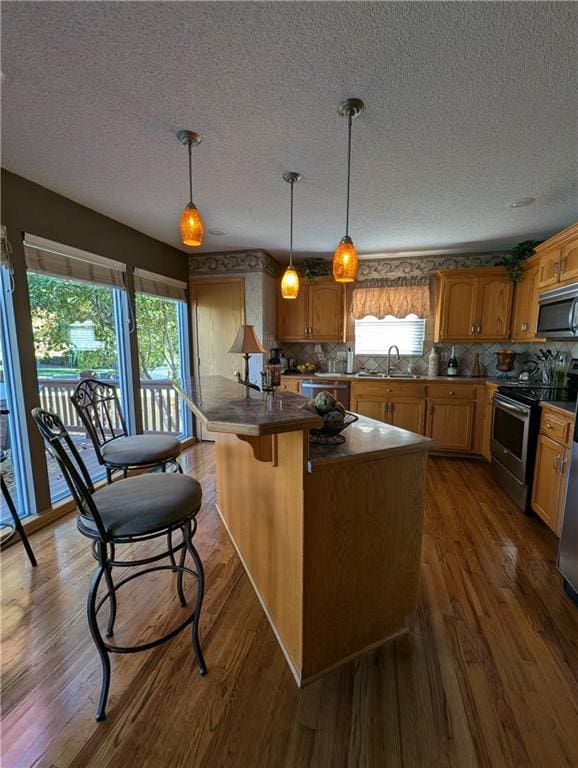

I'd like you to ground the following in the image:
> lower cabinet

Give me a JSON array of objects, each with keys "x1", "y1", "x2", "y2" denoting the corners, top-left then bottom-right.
[
  {"x1": 387, "y1": 396, "x2": 427, "y2": 434},
  {"x1": 279, "y1": 377, "x2": 301, "y2": 394},
  {"x1": 531, "y1": 405, "x2": 574, "y2": 536},
  {"x1": 352, "y1": 395, "x2": 387, "y2": 422},
  {"x1": 532, "y1": 435, "x2": 568, "y2": 534},
  {"x1": 426, "y1": 398, "x2": 475, "y2": 452}
]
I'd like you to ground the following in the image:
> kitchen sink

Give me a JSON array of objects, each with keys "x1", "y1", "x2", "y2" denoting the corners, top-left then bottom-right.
[{"x1": 355, "y1": 372, "x2": 424, "y2": 379}]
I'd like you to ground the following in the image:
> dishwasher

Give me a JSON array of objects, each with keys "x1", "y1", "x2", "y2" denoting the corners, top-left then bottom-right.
[{"x1": 300, "y1": 379, "x2": 350, "y2": 409}]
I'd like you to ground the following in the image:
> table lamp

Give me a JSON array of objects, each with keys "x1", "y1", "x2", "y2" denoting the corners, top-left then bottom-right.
[{"x1": 229, "y1": 325, "x2": 266, "y2": 388}]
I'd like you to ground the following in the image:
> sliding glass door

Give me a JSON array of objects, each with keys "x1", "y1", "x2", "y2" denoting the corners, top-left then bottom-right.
[
  {"x1": 134, "y1": 273, "x2": 191, "y2": 438},
  {"x1": 27, "y1": 272, "x2": 130, "y2": 501}
]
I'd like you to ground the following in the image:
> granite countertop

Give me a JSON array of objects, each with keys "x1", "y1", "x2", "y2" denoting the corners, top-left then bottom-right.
[
  {"x1": 283, "y1": 372, "x2": 508, "y2": 385},
  {"x1": 541, "y1": 400, "x2": 577, "y2": 417},
  {"x1": 307, "y1": 414, "x2": 434, "y2": 470},
  {"x1": 178, "y1": 375, "x2": 323, "y2": 436}
]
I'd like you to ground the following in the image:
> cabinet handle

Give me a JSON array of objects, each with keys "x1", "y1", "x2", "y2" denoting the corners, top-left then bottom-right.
[
  {"x1": 560, "y1": 258, "x2": 566, "y2": 275},
  {"x1": 553, "y1": 455, "x2": 561, "y2": 471},
  {"x1": 545, "y1": 422, "x2": 553, "y2": 430},
  {"x1": 449, "y1": 391, "x2": 455, "y2": 396},
  {"x1": 477, "y1": 324, "x2": 482, "y2": 334},
  {"x1": 560, "y1": 456, "x2": 568, "y2": 474},
  {"x1": 386, "y1": 388, "x2": 392, "y2": 393},
  {"x1": 471, "y1": 324, "x2": 476, "y2": 334}
]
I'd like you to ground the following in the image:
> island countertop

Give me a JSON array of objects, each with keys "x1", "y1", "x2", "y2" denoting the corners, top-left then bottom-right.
[{"x1": 179, "y1": 375, "x2": 323, "y2": 436}]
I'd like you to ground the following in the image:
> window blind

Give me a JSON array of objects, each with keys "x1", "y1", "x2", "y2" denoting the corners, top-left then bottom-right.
[
  {"x1": 23, "y1": 234, "x2": 126, "y2": 288},
  {"x1": 133, "y1": 268, "x2": 187, "y2": 302},
  {"x1": 354, "y1": 315, "x2": 426, "y2": 356}
]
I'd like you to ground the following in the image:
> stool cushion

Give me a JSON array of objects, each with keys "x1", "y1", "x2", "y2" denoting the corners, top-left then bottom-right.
[
  {"x1": 82, "y1": 474, "x2": 202, "y2": 537},
  {"x1": 101, "y1": 434, "x2": 181, "y2": 467}
]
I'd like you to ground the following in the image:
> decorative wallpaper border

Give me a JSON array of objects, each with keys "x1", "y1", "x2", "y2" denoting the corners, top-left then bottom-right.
[
  {"x1": 189, "y1": 249, "x2": 280, "y2": 278},
  {"x1": 355, "y1": 251, "x2": 506, "y2": 280}
]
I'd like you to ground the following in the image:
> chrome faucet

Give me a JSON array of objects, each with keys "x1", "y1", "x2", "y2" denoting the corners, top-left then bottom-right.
[{"x1": 386, "y1": 345, "x2": 400, "y2": 376}]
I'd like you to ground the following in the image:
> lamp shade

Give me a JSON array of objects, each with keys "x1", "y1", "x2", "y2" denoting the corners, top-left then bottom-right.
[
  {"x1": 281, "y1": 265, "x2": 300, "y2": 299},
  {"x1": 332, "y1": 235, "x2": 358, "y2": 283},
  {"x1": 229, "y1": 325, "x2": 266, "y2": 354},
  {"x1": 180, "y1": 203, "x2": 204, "y2": 247}
]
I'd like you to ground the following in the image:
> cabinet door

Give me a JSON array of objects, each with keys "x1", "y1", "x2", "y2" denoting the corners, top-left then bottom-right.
[
  {"x1": 280, "y1": 378, "x2": 301, "y2": 394},
  {"x1": 308, "y1": 281, "x2": 345, "y2": 341},
  {"x1": 537, "y1": 248, "x2": 562, "y2": 289},
  {"x1": 438, "y1": 277, "x2": 477, "y2": 340},
  {"x1": 560, "y1": 238, "x2": 578, "y2": 284},
  {"x1": 532, "y1": 434, "x2": 563, "y2": 532},
  {"x1": 555, "y1": 447, "x2": 571, "y2": 536},
  {"x1": 277, "y1": 286, "x2": 309, "y2": 341},
  {"x1": 476, "y1": 276, "x2": 513, "y2": 340},
  {"x1": 511, "y1": 264, "x2": 542, "y2": 342},
  {"x1": 427, "y1": 399, "x2": 475, "y2": 452},
  {"x1": 388, "y1": 396, "x2": 426, "y2": 435},
  {"x1": 351, "y1": 396, "x2": 387, "y2": 422}
]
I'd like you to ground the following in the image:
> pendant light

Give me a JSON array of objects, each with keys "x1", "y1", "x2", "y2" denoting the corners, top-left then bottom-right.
[
  {"x1": 177, "y1": 129, "x2": 204, "y2": 247},
  {"x1": 280, "y1": 171, "x2": 301, "y2": 300},
  {"x1": 333, "y1": 98, "x2": 364, "y2": 283}
]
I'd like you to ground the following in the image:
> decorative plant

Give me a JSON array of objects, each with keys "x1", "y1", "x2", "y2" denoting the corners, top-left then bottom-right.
[
  {"x1": 298, "y1": 258, "x2": 330, "y2": 283},
  {"x1": 500, "y1": 240, "x2": 542, "y2": 283}
]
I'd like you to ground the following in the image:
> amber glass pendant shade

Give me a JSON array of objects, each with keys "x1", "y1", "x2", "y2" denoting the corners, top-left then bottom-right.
[
  {"x1": 180, "y1": 203, "x2": 204, "y2": 247},
  {"x1": 281, "y1": 265, "x2": 300, "y2": 299},
  {"x1": 332, "y1": 235, "x2": 358, "y2": 283}
]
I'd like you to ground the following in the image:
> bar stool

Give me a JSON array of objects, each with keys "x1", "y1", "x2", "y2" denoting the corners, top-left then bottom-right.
[
  {"x1": 71, "y1": 378, "x2": 182, "y2": 483},
  {"x1": 32, "y1": 407, "x2": 207, "y2": 721},
  {"x1": 0, "y1": 458, "x2": 37, "y2": 566}
]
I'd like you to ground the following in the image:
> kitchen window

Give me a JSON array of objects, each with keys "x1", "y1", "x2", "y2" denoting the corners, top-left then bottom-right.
[{"x1": 354, "y1": 314, "x2": 426, "y2": 356}]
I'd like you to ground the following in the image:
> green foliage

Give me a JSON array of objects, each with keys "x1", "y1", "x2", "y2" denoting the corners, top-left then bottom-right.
[
  {"x1": 298, "y1": 258, "x2": 330, "y2": 283},
  {"x1": 500, "y1": 240, "x2": 542, "y2": 283},
  {"x1": 27, "y1": 274, "x2": 181, "y2": 380}
]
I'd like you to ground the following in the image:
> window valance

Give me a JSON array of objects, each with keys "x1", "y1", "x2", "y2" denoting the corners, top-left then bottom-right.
[
  {"x1": 351, "y1": 276, "x2": 431, "y2": 320},
  {"x1": 133, "y1": 268, "x2": 187, "y2": 302},
  {"x1": 24, "y1": 234, "x2": 126, "y2": 288}
]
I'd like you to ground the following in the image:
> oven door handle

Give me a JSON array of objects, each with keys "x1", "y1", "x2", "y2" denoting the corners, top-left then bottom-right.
[
  {"x1": 494, "y1": 398, "x2": 530, "y2": 417},
  {"x1": 301, "y1": 382, "x2": 349, "y2": 390}
]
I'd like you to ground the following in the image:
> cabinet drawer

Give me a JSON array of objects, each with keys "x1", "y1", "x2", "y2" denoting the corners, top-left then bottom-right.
[
  {"x1": 280, "y1": 378, "x2": 302, "y2": 394},
  {"x1": 427, "y1": 382, "x2": 476, "y2": 400},
  {"x1": 540, "y1": 408, "x2": 574, "y2": 446},
  {"x1": 350, "y1": 381, "x2": 427, "y2": 398}
]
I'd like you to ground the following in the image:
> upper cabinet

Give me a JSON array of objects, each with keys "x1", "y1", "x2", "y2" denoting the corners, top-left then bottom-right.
[
  {"x1": 511, "y1": 254, "x2": 544, "y2": 342},
  {"x1": 433, "y1": 267, "x2": 513, "y2": 342},
  {"x1": 536, "y1": 222, "x2": 578, "y2": 290},
  {"x1": 277, "y1": 277, "x2": 346, "y2": 342}
]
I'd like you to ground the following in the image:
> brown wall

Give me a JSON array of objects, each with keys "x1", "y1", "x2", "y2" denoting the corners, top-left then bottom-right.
[{"x1": 1, "y1": 168, "x2": 190, "y2": 514}]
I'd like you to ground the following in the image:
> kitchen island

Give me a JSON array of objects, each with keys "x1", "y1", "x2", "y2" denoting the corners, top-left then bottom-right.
[{"x1": 181, "y1": 376, "x2": 434, "y2": 685}]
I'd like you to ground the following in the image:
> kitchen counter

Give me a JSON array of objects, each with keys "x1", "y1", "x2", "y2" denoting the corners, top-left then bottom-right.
[
  {"x1": 283, "y1": 372, "x2": 513, "y2": 385},
  {"x1": 177, "y1": 375, "x2": 433, "y2": 687},
  {"x1": 308, "y1": 414, "x2": 432, "y2": 469},
  {"x1": 541, "y1": 400, "x2": 577, "y2": 417},
  {"x1": 181, "y1": 375, "x2": 322, "y2": 436}
]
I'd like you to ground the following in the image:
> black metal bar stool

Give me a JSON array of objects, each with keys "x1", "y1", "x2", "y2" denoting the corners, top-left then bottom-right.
[
  {"x1": 71, "y1": 378, "x2": 182, "y2": 483},
  {"x1": 32, "y1": 407, "x2": 207, "y2": 722}
]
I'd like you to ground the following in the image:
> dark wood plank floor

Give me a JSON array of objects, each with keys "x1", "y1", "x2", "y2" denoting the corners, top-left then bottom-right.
[{"x1": 2, "y1": 445, "x2": 577, "y2": 767}]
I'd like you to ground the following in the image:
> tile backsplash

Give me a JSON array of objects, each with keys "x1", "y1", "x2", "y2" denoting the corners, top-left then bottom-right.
[{"x1": 280, "y1": 340, "x2": 578, "y2": 379}]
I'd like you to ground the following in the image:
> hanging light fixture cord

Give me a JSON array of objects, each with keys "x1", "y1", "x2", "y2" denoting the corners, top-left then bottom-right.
[
  {"x1": 345, "y1": 111, "x2": 352, "y2": 238},
  {"x1": 289, "y1": 178, "x2": 294, "y2": 267},
  {"x1": 187, "y1": 139, "x2": 193, "y2": 205}
]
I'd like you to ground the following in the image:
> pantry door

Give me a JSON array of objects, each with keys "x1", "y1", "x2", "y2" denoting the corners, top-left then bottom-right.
[{"x1": 190, "y1": 277, "x2": 245, "y2": 440}]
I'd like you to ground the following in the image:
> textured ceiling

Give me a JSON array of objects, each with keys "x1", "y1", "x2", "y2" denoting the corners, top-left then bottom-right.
[{"x1": 1, "y1": 1, "x2": 577, "y2": 262}]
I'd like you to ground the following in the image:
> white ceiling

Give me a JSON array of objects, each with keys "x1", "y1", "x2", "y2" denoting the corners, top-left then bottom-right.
[{"x1": 1, "y1": 1, "x2": 577, "y2": 262}]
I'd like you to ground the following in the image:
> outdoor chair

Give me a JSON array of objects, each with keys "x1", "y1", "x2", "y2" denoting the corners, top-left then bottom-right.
[
  {"x1": 32, "y1": 407, "x2": 207, "y2": 721},
  {"x1": 71, "y1": 378, "x2": 182, "y2": 483}
]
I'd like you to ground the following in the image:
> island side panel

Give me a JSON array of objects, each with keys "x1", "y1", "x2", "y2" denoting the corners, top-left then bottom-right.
[
  {"x1": 301, "y1": 450, "x2": 427, "y2": 681},
  {"x1": 214, "y1": 429, "x2": 307, "y2": 679}
]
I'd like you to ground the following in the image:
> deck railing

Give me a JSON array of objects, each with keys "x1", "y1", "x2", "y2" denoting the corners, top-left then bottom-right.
[{"x1": 37, "y1": 377, "x2": 182, "y2": 435}]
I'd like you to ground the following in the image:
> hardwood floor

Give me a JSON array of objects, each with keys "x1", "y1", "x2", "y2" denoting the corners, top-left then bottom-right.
[{"x1": 2, "y1": 444, "x2": 577, "y2": 767}]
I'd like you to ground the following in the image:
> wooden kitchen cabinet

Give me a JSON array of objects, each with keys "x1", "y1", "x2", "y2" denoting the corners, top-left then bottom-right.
[
  {"x1": 434, "y1": 267, "x2": 512, "y2": 342},
  {"x1": 511, "y1": 255, "x2": 545, "y2": 342},
  {"x1": 351, "y1": 395, "x2": 387, "y2": 421},
  {"x1": 531, "y1": 405, "x2": 575, "y2": 535},
  {"x1": 277, "y1": 277, "x2": 346, "y2": 342},
  {"x1": 536, "y1": 222, "x2": 578, "y2": 290},
  {"x1": 532, "y1": 435, "x2": 569, "y2": 534},
  {"x1": 481, "y1": 383, "x2": 497, "y2": 461},
  {"x1": 426, "y1": 398, "x2": 475, "y2": 452},
  {"x1": 387, "y1": 396, "x2": 427, "y2": 434},
  {"x1": 279, "y1": 377, "x2": 301, "y2": 394}
]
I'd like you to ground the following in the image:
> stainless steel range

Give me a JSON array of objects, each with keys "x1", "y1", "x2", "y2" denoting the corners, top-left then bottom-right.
[{"x1": 491, "y1": 362, "x2": 578, "y2": 512}]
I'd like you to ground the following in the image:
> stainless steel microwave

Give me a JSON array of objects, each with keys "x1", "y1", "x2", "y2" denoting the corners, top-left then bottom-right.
[{"x1": 537, "y1": 282, "x2": 578, "y2": 339}]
